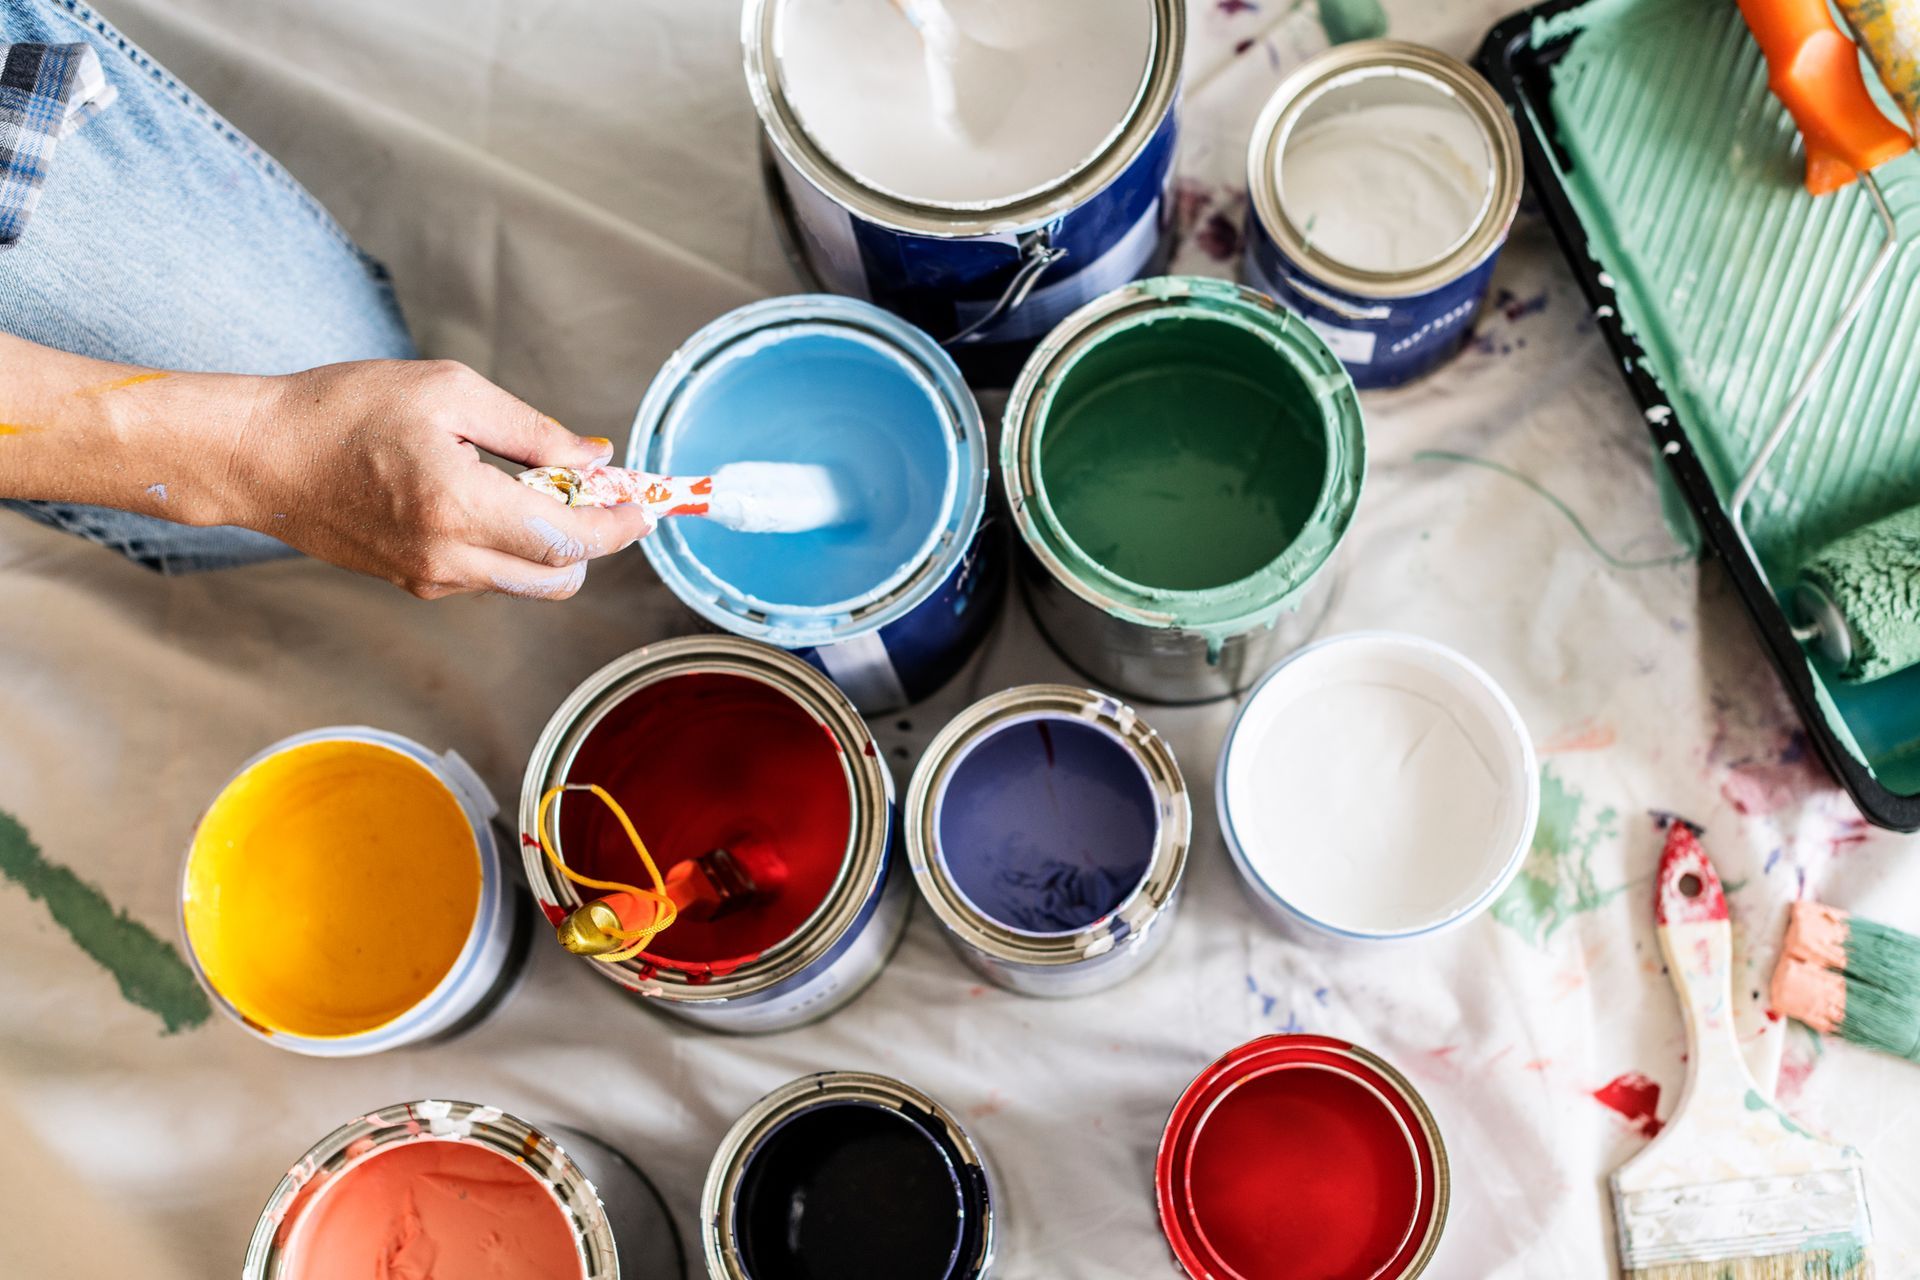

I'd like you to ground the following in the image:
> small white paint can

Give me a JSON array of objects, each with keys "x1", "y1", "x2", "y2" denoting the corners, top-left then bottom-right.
[
  {"x1": 1216, "y1": 633, "x2": 1538, "y2": 940},
  {"x1": 904, "y1": 684, "x2": 1190, "y2": 997},
  {"x1": 244, "y1": 1100, "x2": 682, "y2": 1279}
]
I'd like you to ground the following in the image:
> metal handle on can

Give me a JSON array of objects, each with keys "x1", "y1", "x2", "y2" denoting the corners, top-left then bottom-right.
[{"x1": 945, "y1": 229, "x2": 1069, "y2": 347}]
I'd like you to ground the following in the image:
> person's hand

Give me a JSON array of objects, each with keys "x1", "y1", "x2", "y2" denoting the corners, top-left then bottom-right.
[{"x1": 230, "y1": 360, "x2": 655, "y2": 599}]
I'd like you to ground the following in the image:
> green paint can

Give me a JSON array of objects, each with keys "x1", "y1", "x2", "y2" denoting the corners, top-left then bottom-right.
[{"x1": 1001, "y1": 277, "x2": 1365, "y2": 702}]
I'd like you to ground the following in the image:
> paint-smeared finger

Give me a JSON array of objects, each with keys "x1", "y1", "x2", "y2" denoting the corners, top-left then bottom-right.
[
  {"x1": 491, "y1": 485, "x2": 656, "y2": 567},
  {"x1": 471, "y1": 548, "x2": 591, "y2": 602}
]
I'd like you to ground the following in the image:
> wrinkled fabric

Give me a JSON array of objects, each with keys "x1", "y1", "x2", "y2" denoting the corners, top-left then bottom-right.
[{"x1": 0, "y1": 1, "x2": 1915, "y2": 1277}]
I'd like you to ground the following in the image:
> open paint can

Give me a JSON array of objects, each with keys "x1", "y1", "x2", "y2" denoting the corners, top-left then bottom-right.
[
  {"x1": 632, "y1": 295, "x2": 1001, "y2": 715},
  {"x1": 1243, "y1": 41, "x2": 1522, "y2": 389},
  {"x1": 904, "y1": 684, "x2": 1189, "y2": 996},
  {"x1": 521, "y1": 637, "x2": 907, "y2": 1033},
  {"x1": 180, "y1": 727, "x2": 529, "y2": 1056},
  {"x1": 1157, "y1": 1035, "x2": 1448, "y2": 1279},
  {"x1": 244, "y1": 1100, "x2": 681, "y2": 1280},
  {"x1": 703, "y1": 1071, "x2": 997, "y2": 1280},
  {"x1": 1002, "y1": 276, "x2": 1366, "y2": 703},
  {"x1": 1218, "y1": 633, "x2": 1539, "y2": 941},
  {"x1": 743, "y1": 0, "x2": 1183, "y2": 386}
]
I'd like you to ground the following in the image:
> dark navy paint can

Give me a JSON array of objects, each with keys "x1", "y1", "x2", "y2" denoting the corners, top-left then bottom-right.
[
  {"x1": 1241, "y1": 41, "x2": 1521, "y2": 390},
  {"x1": 704, "y1": 1072, "x2": 998, "y2": 1280},
  {"x1": 744, "y1": 0, "x2": 1186, "y2": 388}
]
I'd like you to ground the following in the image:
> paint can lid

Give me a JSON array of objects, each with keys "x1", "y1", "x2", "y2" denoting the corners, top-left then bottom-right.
[{"x1": 1156, "y1": 1035, "x2": 1447, "y2": 1280}]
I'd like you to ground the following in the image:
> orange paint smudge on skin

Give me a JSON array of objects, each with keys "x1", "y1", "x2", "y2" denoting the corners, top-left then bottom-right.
[{"x1": 80, "y1": 371, "x2": 170, "y2": 395}]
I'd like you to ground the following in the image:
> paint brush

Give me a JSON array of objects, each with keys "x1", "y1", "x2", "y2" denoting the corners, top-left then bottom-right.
[
  {"x1": 517, "y1": 461, "x2": 854, "y2": 534},
  {"x1": 1610, "y1": 823, "x2": 1872, "y2": 1279},
  {"x1": 887, "y1": 0, "x2": 1015, "y2": 140},
  {"x1": 557, "y1": 841, "x2": 789, "y2": 956},
  {"x1": 1772, "y1": 900, "x2": 1920, "y2": 1064}
]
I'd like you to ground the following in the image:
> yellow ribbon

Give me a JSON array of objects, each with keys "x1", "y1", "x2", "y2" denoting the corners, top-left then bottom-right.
[{"x1": 535, "y1": 783, "x2": 677, "y2": 962}]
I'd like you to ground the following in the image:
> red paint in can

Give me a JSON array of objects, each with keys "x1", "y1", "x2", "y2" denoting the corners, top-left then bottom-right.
[{"x1": 1156, "y1": 1034, "x2": 1447, "y2": 1279}]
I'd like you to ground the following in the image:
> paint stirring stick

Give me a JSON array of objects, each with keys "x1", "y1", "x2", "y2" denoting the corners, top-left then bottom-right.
[
  {"x1": 517, "y1": 461, "x2": 854, "y2": 534},
  {"x1": 887, "y1": 0, "x2": 1015, "y2": 140}
]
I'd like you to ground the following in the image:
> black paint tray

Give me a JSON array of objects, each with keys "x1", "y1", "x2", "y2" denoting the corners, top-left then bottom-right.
[{"x1": 1477, "y1": 0, "x2": 1920, "y2": 831}]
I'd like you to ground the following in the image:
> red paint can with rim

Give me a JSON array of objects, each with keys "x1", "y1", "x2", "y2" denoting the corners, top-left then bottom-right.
[{"x1": 1156, "y1": 1034, "x2": 1448, "y2": 1280}]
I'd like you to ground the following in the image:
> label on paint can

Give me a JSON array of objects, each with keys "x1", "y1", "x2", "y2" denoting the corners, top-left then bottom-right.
[{"x1": 1301, "y1": 314, "x2": 1378, "y2": 365}]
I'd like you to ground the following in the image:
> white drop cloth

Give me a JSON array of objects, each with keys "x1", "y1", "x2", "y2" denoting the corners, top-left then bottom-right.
[{"x1": 2, "y1": 0, "x2": 1917, "y2": 1276}]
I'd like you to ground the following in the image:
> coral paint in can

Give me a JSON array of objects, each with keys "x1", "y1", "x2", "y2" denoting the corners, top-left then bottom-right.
[
  {"x1": 1242, "y1": 41, "x2": 1522, "y2": 389},
  {"x1": 521, "y1": 638, "x2": 906, "y2": 1033},
  {"x1": 245, "y1": 1100, "x2": 682, "y2": 1280},
  {"x1": 744, "y1": 0, "x2": 1184, "y2": 387},
  {"x1": 704, "y1": 1072, "x2": 997, "y2": 1280},
  {"x1": 632, "y1": 296, "x2": 1002, "y2": 715},
  {"x1": 1002, "y1": 276, "x2": 1365, "y2": 703},
  {"x1": 905, "y1": 684, "x2": 1189, "y2": 996},
  {"x1": 1157, "y1": 1035, "x2": 1448, "y2": 1280},
  {"x1": 180, "y1": 728, "x2": 528, "y2": 1056}
]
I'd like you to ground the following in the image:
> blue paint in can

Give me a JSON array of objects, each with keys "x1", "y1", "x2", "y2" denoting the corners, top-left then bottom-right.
[
  {"x1": 633, "y1": 296, "x2": 998, "y2": 713},
  {"x1": 934, "y1": 716, "x2": 1159, "y2": 934}
]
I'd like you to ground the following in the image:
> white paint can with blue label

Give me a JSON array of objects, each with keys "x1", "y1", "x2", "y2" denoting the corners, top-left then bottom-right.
[
  {"x1": 744, "y1": 0, "x2": 1185, "y2": 387},
  {"x1": 1242, "y1": 41, "x2": 1521, "y2": 389}
]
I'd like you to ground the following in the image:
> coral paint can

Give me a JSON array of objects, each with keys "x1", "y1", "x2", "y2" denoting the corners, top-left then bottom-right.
[
  {"x1": 1157, "y1": 1036, "x2": 1449, "y2": 1280},
  {"x1": 703, "y1": 1072, "x2": 997, "y2": 1280},
  {"x1": 1001, "y1": 276, "x2": 1365, "y2": 704},
  {"x1": 180, "y1": 727, "x2": 530, "y2": 1057},
  {"x1": 521, "y1": 637, "x2": 906, "y2": 1033},
  {"x1": 244, "y1": 1100, "x2": 682, "y2": 1280},
  {"x1": 1242, "y1": 41, "x2": 1522, "y2": 389},
  {"x1": 904, "y1": 684, "x2": 1190, "y2": 996},
  {"x1": 631, "y1": 296, "x2": 1004, "y2": 715},
  {"x1": 743, "y1": 0, "x2": 1184, "y2": 388}
]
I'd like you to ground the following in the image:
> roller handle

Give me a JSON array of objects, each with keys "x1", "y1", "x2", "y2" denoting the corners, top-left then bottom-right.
[{"x1": 1737, "y1": 0, "x2": 1913, "y2": 194}]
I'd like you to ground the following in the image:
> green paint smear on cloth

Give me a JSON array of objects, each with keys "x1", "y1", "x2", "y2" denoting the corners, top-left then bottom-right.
[
  {"x1": 1492, "y1": 765, "x2": 1624, "y2": 947},
  {"x1": 0, "y1": 807, "x2": 210, "y2": 1033}
]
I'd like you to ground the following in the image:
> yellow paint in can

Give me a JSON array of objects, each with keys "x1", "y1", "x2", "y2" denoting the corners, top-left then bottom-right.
[{"x1": 183, "y1": 739, "x2": 480, "y2": 1039}]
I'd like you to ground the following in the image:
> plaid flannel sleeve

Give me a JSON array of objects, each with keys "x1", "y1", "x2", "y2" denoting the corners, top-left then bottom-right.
[{"x1": 0, "y1": 41, "x2": 115, "y2": 247}]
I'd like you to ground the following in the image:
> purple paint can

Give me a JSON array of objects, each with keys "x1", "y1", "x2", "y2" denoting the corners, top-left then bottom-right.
[
  {"x1": 905, "y1": 684, "x2": 1189, "y2": 997},
  {"x1": 1241, "y1": 41, "x2": 1521, "y2": 389}
]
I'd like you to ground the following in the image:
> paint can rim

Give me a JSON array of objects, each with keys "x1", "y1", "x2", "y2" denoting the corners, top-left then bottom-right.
[
  {"x1": 741, "y1": 0, "x2": 1185, "y2": 236},
  {"x1": 1001, "y1": 276, "x2": 1366, "y2": 633},
  {"x1": 243, "y1": 1099, "x2": 618, "y2": 1280},
  {"x1": 518, "y1": 636, "x2": 895, "y2": 1005},
  {"x1": 702, "y1": 1070, "x2": 997, "y2": 1280},
  {"x1": 1155, "y1": 1034, "x2": 1449, "y2": 1280},
  {"x1": 631, "y1": 295, "x2": 988, "y2": 648},
  {"x1": 178, "y1": 727, "x2": 509, "y2": 1055},
  {"x1": 1246, "y1": 39, "x2": 1523, "y2": 300},
  {"x1": 1214, "y1": 631, "x2": 1541, "y2": 940},
  {"x1": 904, "y1": 683, "x2": 1190, "y2": 973}
]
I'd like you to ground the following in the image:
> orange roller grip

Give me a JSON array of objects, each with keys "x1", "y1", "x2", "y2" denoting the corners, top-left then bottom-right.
[{"x1": 1738, "y1": 0, "x2": 1912, "y2": 194}]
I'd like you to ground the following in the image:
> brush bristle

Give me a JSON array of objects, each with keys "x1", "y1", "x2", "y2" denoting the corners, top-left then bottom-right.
[
  {"x1": 1842, "y1": 913, "x2": 1920, "y2": 993},
  {"x1": 1831, "y1": 970, "x2": 1920, "y2": 1062},
  {"x1": 1627, "y1": 1248, "x2": 1872, "y2": 1279}
]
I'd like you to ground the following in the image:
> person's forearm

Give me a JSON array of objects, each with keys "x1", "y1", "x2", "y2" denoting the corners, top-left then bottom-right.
[{"x1": 0, "y1": 332, "x2": 267, "y2": 527}]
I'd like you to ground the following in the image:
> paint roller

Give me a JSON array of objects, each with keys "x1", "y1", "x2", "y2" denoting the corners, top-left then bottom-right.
[
  {"x1": 1732, "y1": 0, "x2": 1920, "y2": 682},
  {"x1": 517, "y1": 461, "x2": 857, "y2": 535}
]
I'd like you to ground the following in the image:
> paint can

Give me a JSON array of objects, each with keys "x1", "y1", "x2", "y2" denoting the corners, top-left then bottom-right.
[
  {"x1": 180, "y1": 727, "x2": 529, "y2": 1057},
  {"x1": 1157, "y1": 1035, "x2": 1448, "y2": 1279},
  {"x1": 632, "y1": 295, "x2": 1003, "y2": 715},
  {"x1": 1001, "y1": 275, "x2": 1366, "y2": 704},
  {"x1": 904, "y1": 684, "x2": 1189, "y2": 996},
  {"x1": 1217, "y1": 633, "x2": 1539, "y2": 941},
  {"x1": 1242, "y1": 40, "x2": 1522, "y2": 389},
  {"x1": 743, "y1": 0, "x2": 1184, "y2": 387},
  {"x1": 520, "y1": 637, "x2": 907, "y2": 1033},
  {"x1": 703, "y1": 1071, "x2": 997, "y2": 1279},
  {"x1": 244, "y1": 1099, "x2": 682, "y2": 1280}
]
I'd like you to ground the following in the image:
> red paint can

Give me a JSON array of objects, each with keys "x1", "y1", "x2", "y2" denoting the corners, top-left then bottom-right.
[{"x1": 1156, "y1": 1035, "x2": 1448, "y2": 1280}]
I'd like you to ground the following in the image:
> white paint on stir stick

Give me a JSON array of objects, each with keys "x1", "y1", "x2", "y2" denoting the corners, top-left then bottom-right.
[
  {"x1": 777, "y1": 0, "x2": 1154, "y2": 206},
  {"x1": 1281, "y1": 102, "x2": 1492, "y2": 273}
]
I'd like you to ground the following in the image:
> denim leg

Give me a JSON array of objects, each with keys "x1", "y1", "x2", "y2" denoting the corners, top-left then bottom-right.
[{"x1": 0, "y1": 0, "x2": 417, "y2": 573}]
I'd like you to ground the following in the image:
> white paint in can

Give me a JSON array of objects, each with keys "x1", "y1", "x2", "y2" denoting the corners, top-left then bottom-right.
[{"x1": 774, "y1": 0, "x2": 1154, "y2": 207}]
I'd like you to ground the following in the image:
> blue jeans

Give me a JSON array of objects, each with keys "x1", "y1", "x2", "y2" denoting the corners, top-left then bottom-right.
[{"x1": 0, "y1": 0, "x2": 414, "y2": 572}]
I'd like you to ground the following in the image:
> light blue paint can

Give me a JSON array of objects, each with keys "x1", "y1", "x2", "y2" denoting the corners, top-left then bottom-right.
[{"x1": 631, "y1": 297, "x2": 1002, "y2": 713}]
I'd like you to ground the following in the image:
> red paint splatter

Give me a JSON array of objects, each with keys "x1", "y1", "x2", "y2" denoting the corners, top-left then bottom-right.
[
  {"x1": 1593, "y1": 1072, "x2": 1665, "y2": 1139},
  {"x1": 1523, "y1": 1058, "x2": 1553, "y2": 1072},
  {"x1": 538, "y1": 900, "x2": 567, "y2": 926},
  {"x1": 968, "y1": 985, "x2": 986, "y2": 997},
  {"x1": 1541, "y1": 719, "x2": 1617, "y2": 754},
  {"x1": 1427, "y1": 1045, "x2": 1458, "y2": 1060},
  {"x1": 1194, "y1": 210, "x2": 1242, "y2": 262},
  {"x1": 1655, "y1": 822, "x2": 1728, "y2": 926},
  {"x1": 1233, "y1": 37, "x2": 1255, "y2": 54},
  {"x1": 520, "y1": 832, "x2": 541, "y2": 849}
]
